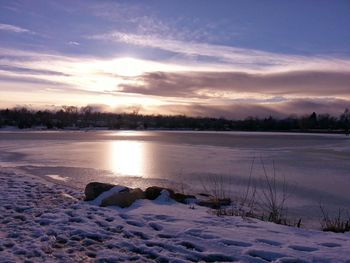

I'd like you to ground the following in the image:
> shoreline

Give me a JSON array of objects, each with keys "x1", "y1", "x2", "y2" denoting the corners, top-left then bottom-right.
[
  {"x1": 1, "y1": 167, "x2": 350, "y2": 262},
  {"x1": 0, "y1": 126, "x2": 349, "y2": 137}
]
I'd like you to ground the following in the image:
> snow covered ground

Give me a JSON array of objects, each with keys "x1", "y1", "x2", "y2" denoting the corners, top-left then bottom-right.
[{"x1": 1, "y1": 167, "x2": 350, "y2": 263}]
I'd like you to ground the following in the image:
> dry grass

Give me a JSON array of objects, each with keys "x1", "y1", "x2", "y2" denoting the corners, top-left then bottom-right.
[
  {"x1": 257, "y1": 159, "x2": 290, "y2": 224},
  {"x1": 320, "y1": 206, "x2": 350, "y2": 233},
  {"x1": 200, "y1": 174, "x2": 229, "y2": 201}
]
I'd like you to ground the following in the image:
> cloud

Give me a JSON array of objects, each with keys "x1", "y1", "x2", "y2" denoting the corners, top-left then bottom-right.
[
  {"x1": 68, "y1": 41, "x2": 80, "y2": 46},
  {"x1": 151, "y1": 98, "x2": 350, "y2": 119},
  {"x1": 1, "y1": 47, "x2": 349, "y2": 118},
  {"x1": 90, "y1": 31, "x2": 350, "y2": 72},
  {"x1": 0, "y1": 23, "x2": 30, "y2": 33},
  {"x1": 119, "y1": 70, "x2": 350, "y2": 99}
]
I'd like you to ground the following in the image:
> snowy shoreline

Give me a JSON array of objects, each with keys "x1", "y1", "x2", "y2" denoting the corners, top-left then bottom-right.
[{"x1": 1, "y1": 167, "x2": 350, "y2": 262}]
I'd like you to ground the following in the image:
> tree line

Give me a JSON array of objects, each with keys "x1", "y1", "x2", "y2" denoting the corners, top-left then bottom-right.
[{"x1": 0, "y1": 106, "x2": 349, "y2": 134}]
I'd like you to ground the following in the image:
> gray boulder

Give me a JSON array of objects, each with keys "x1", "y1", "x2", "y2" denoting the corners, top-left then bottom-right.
[
  {"x1": 144, "y1": 186, "x2": 174, "y2": 200},
  {"x1": 101, "y1": 188, "x2": 145, "y2": 208},
  {"x1": 85, "y1": 182, "x2": 119, "y2": 201},
  {"x1": 145, "y1": 186, "x2": 196, "y2": 204}
]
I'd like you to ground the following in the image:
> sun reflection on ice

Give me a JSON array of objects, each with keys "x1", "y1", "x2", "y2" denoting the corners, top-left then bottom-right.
[{"x1": 109, "y1": 140, "x2": 145, "y2": 177}]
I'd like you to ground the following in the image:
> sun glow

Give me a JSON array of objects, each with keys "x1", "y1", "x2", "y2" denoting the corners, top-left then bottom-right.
[
  {"x1": 109, "y1": 140, "x2": 146, "y2": 177},
  {"x1": 110, "y1": 57, "x2": 152, "y2": 77}
]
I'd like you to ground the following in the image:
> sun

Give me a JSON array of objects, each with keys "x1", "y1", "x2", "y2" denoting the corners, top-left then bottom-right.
[
  {"x1": 101, "y1": 57, "x2": 154, "y2": 77},
  {"x1": 115, "y1": 57, "x2": 149, "y2": 77}
]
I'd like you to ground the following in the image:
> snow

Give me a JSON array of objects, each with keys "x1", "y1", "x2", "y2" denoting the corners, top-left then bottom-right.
[{"x1": 1, "y1": 167, "x2": 350, "y2": 262}]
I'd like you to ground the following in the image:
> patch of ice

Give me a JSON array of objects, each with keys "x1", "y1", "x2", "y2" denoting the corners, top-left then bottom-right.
[{"x1": 46, "y1": 174, "x2": 69, "y2": 182}]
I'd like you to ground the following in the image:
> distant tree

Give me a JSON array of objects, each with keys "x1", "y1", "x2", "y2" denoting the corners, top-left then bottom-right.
[
  {"x1": 309, "y1": 112, "x2": 318, "y2": 129},
  {"x1": 299, "y1": 112, "x2": 318, "y2": 130},
  {"x1": 340, "y1": 108, "x2": 350, "y2": 136},
  {"x1": 2, "y1": 106, "x2": 350, "y2": 133},
  {"x1": 81, "y1": 106, "x2": 93, "y2": 115},
  {"x1": 62, "y1": 106, "x2": 78, "y2": 114},
  {"x1": 318, "y1": 114, "x2": 337, "y2": 130}
]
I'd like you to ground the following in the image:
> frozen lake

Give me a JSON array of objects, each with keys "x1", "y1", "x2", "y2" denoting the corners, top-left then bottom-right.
[{"x1": 1, "y1": 130, "x2": 349, "y2": 225}]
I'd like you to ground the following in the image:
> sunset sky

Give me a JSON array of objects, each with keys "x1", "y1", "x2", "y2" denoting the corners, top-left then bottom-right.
[{"x1": 1, "y1": 0, "x2": 350, "y2": 118}]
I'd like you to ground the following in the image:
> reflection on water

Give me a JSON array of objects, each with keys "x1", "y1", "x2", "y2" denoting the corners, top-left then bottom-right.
[
  {"x1": 105, "y1": 130, "x2": 152, "y2": 137},
  {"x1": 109, "y1": 140, "x2": 146, "y2": 177}
]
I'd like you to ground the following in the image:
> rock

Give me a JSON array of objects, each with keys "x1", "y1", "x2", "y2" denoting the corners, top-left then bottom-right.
[
  {"x1": 197, "y1": 198, "x2": 231, "y2": 209},
  {"x1": 144, "y1": 186, "x2": 174, "y2": 200},
  {"x1": 144, "y1": 186, "x2": 196, "y2": 204},
  {"x1": 101, "y1": 188, "x2": 145, "y2": 208},
  {"x1": 198, "y1": 193, "x2": 212, "y2": 198},
  {"x1": 84, "y1": 182, "x2": 117, "y2": 201},
  {"x1": 171, "y1": 193, "x2": 196, "y2": 204}
]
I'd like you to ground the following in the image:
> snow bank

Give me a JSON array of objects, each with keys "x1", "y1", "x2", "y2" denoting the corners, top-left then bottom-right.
[{"x1": 0, "y1": 167, "x2": 349, "y2": 262}]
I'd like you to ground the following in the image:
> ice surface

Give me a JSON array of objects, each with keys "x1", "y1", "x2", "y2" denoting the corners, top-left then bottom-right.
[{"x1": 1, "y1": 130, "x2": 350, "y2": 226}]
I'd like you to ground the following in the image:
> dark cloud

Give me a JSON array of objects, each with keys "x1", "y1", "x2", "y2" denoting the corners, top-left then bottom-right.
[
  {"x1": 156, "y1": 103, "x2": 283, "y2": 119},
  {"x1": 277, "y1": 98, "x2": 350, "y2": 116},
  {"x1": 119, "y1": 70, "x2": 350, "y2": 98},
  {"x1": 151, "y1": 98, "x2": 350, "y2": 119}
]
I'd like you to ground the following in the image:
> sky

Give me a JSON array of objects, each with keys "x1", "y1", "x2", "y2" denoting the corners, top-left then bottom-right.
[{"x1": 0, "y1": 0, "x2": 350, "y2": 119}]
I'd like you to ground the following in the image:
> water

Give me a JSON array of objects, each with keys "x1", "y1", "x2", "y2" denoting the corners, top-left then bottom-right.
[{"x1": 1, "y1": 130, "x2": 349, "y2": 225}]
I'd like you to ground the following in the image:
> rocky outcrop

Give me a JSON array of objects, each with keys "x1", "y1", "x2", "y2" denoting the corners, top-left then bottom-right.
[{"x1": 85, "y1": 182, "x2": 230, "y2": 209}]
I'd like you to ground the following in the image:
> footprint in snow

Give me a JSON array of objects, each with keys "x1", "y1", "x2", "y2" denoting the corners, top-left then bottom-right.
[
  {"x1": 148, "y1": 222, "x2": 163, "y2": 231},
  {"x1": 221, "y1": 239, "x2": 252, "y2": 247},
  {"x1": 256, "y1": 239, "x2": 282, "y2": 247},
  {"x1": 105, "y1": 217, "x2": 114, "y2": 222},
  {"x1": 130, "y1": 231, "x2": 149, "y2": 240},
  {"x1": 246, "y1": 249, "x2": 286, "y2": 262},
  {"x1": 184, "y1": 228, "x2": 218, "y2": 240},
  {"x1": 95, "y1": 220, "x2": 108, "y2": 228},
  {"x1": 199, "y1": 253, "x2": 237, "y2": 262},
  {"x1": 69, "y1": 217, "x2": 84, "y2": 223},
  {"x1": 277, "y1": 257, "x2": 309, "y2": 263},
  {"x1": 119, "y1": 214, "x2": 129, "y2": 220},
  {"x1": 288, "y1": 245, "x2": 318, "y2": 252},
  {"x1": 125, "y1": 220, "x2": 144, "y2": 227},
  {"x1": 122, "y1": 230, "x2": 134, "y2": 239},
  {"x1": 319, "y1": 242, "x2": 341, "y2": 248},
  {"x1": 105, "y1": 225, "x2": 123, "y2": 234},
  {"x1": 177, "y1": 241, "x2": 204, "y2": 252},
  {"x1": 157, "y1": 233, "x2": 175, "y2": 239},
  {"x1": 154, "y1": 214, "x2": 177, "y2": 222}
]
